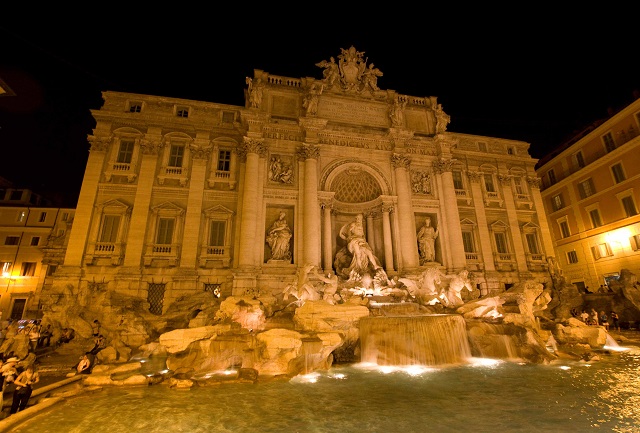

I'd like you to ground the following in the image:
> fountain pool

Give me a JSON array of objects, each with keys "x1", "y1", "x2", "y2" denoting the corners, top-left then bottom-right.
[{"x1": 11, "y1": 346, "x2": 640, "y2": 433}]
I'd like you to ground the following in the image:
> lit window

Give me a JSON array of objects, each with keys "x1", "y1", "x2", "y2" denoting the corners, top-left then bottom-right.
[
  {"x1": 630, "y1": 234, "x2": 640, "y2": 251},
  {"x1": 20, "y1": 262, "x2": 37, "y2": 277},
  {"x1": 2, "y1": 262, "x2": 12, "y2": 276},
  {"x1": 591, "y1": 243, "x2": 613, "y2": 260},
  {"x1": 566, "y1": 251, "x2": 578, "y2": 264}
]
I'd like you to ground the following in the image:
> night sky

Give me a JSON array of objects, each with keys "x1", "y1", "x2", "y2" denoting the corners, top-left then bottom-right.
[{"x1": 1, "y1": 11, "x2": 639, "y2": 207}]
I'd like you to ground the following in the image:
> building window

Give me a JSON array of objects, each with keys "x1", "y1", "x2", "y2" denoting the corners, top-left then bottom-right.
[
  {"x1": 30, "y1": 236, "x2": 40, "y2": 246},
  {"x1": 547, "y1": 169, "x2": 556, "y2": 185},
  {"x1": 156, "y1": 218, "x2": 175, "y2": 245},
  {"x1": 46, "y1": 264, "x2": 58, "y2": 277},
  {"x1": 217, "y1": 150, "x2": 231, "y2": 172},
  {"x1": 589, "y1": 209, "x2": 603, "y2": 228},
  {"x1": 494, "y1": 232, "x2": 509, "y2": 254},
  {"x1": 507, "y1": 147, "x2": 515, "y2": 155},
  {"x1": 483, "y1": 174, "x2": 496, "y2": 193},
  {"x1": 452, "y1": 170, "x2": 464, "y2": 190},
  {"x1": 461, "y1": 231, "x2": 475, "y2": 253},
  {"x1": 558, "y1": 220, "x2": 570, "y2": 238},
  {"x1": 39, "y1": 211, "x2": 47, "y2": 222},
  {"x1": 577, "y1": 178, "x2": 595, "y2": 199},
  {"x1": 61, "y1": 212, "x2": 69, "y2": 221},
  {"x1": 168, "y1": 144, "x2": 185, "y2": 168},
  {"x1": 128, "y1": 101, "x2": 142, "y2": 113},
  {"x1": 591, "y1": 243, "x2": 613, "y2": 260},
  {"x1": 566, "y1": 250, "x2": 578, "y2": 264},
  {"x1": 5, "y1": 236, "x2": 19, "y2": 246},
  {"x1": 99, "y1": 215, "x2": 121, "y2": 243},
  {"x1": 117, "y1": 139, "x2": 135, "y2": 164},
  {"x1": 572, "y1": 151, "x2": 585, "y2": 169},
  {"x1": 2, "y1": 262, "x2": 12, "y2": 276},
  {"x1": 17, "y1": 211, "x2": 26, "y2": 222},
  {"x1": 552, "y1": 194, "x2": 564, "y2": 211},
  {"x1": 525, "y1": 233, "x2": 540, "y2": 255},
  {"x1": 478, "y1": 142, "x2": 487, "y2": 152},
  {"x1": 222, "y1": 111, "x2": 235, "y2": 123},
  {"x1": 208, "y1": 220, "x2": 226, "y2": 247},
  {"x1": 621, "y1": 195, "x2": 638, "y2": 217},
  {"x1": 176, "y1": 106, "x2": 190, "y2": 118},
  {"x1": 10, "y1": 190, "x2": 22, "y2": 201},
  {"x1": 20, "y1": 262, "x2": 37, "y2": 277},
  {"x1": 630, "y1": 234, "x2": 640, "y2": 251},
  {"x1": 513, "y1": 176, "x2": 526, "y2": 195},
  {"x1": 603, "y1": 132, "x2": 616, "y2": 153},
  {"x1": 611, "y1": 163, "x2": 626, "y2": 184}
]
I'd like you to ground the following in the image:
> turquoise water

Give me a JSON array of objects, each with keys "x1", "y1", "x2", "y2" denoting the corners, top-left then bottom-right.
[{"x1": 12, "y1": 347, "x2": 640, "y2": 433}]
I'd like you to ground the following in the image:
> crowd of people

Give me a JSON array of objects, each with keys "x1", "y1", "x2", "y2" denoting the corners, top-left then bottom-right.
[{"x1": 573, "y1": 308, "x2": 620, "y2": 331}]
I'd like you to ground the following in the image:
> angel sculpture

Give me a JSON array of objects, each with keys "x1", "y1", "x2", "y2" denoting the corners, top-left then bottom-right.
[{"x1": 315, "y1": 57, "x2": 340, "y2": 88}]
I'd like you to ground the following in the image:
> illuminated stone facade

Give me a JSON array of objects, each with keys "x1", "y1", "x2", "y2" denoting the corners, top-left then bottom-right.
[{"x1": 47, "y1": 47, "x2": 553, "y2": 313}]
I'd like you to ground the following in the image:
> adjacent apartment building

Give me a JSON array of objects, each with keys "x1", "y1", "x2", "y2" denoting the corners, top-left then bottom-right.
[
  {"x1": 44, "y1": 46, "x2": 555, "y2": 315},
  {"x1": 536, "y1": 97, "x2": 640, "y2": 292},
  {"x1": 0, "y1": 179, "x2": 74, "y2": 320}
]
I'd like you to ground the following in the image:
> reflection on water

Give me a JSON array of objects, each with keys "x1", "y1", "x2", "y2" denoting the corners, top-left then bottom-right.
[{"x1": 13, "y1": 347, "x2": 640, "y2": 433}]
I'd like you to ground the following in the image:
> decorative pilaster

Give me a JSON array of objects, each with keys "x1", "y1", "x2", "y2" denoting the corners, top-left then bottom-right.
[
  {"x1": 123, "y1": 137, "x2": 163, "y2": 267},
  {"x1": 499, "y1": 173, "x2": 528, "y2": 272},
  {"x1": 391, "y1": 153, "x2": 419, "y2": 269},
  {"x1": 320, "y1": 196, "x2": 335, "y2": 273},
  {"x1": 64, "y1": 134, "x2": 111, "y2": 267},
  {"x1": 433, "y1": 158, "x2": 466, "y2": 271},
  {"x1": 468, "y1": 172, "x2": 496, "y2": 272},
  {"x1": 381, "y1": 202, "x2": 395, "y2": 273},
  {"x1": 527, "y1": 176, "x2": 555, "y2": 257}
]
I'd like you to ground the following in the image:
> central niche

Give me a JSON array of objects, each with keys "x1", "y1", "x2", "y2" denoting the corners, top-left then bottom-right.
[{"x1": 332, "y1": 167, "x2": 382, "y2": 203}]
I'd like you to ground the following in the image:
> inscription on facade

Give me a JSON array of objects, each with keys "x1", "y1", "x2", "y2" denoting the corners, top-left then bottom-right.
[{"x1": 317, "y1": 98, "x2": 388, "y2": 127}]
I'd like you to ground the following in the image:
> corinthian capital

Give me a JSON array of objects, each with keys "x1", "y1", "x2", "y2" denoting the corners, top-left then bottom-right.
[
  {"x1": 432, "y1": 158, "x2": 455, "y2": 174},
  {"x1": 240, "y1": 137, "x2": 267, "y2": 158},
  {"x1": 297, "y1": 144, "x2": 320, "y2": 160},
  {"x1": 527, "y1": 176, "x2": 541, "y2": 189},
  {"x1": 391, "y1": 153, "x2": 411, "y2": 169},
  {"x1": 87, "y1": 134, "x2": 112, "y2": 152},
  {"x1": 466, "y1": 171, "x2": 482, "y2": 182}
]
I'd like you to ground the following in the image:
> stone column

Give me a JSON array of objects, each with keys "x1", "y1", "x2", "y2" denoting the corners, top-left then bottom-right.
[
  {"x1": 499, "y1": 174, "x2": 528, "y2": 272},
  {"x1": 381, "y1": 202, "x2": 395, "y2": 273},
  {"x1": 64, "y1": 135, "x2": 110, "y2": 267},
  {"x1": 433, "y1": 158, "x2": 466, "y2": 271},
  {"x1": 366, "y1": 212, "x2": 376, "y2": 252},
  {"x1": 179, "y1": 140, "x2": 211, "y2": 267},
  {"x1": 238, "y1": 137, "x2": 267, "y2": 268},
  {"x1": 123, "y1": 137, "x2": 162, "y2": 267},
  {"x1": 299, "y1": 144, "x2": 321, "y2": 268},
  {"x1": 467, "y1": 171, "x2": 495, "y2": 272},
  {"x1": 321, "y1": 200, "x2": 333, "y2": 273},
  {"x1": 391, "y1": 153, "x2": 419, "y2": 270}
]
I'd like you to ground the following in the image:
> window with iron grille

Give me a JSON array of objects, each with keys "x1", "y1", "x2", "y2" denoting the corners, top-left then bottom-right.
[
  {"x1": 147, "y1": 282, "x2": 166, "y2": 315},
  {"x1": 566, "y1": 251, "x2": 578, "y2": 264},
  {"x1": 204, "y1": 283, "x2": 221, "y2": 297}
]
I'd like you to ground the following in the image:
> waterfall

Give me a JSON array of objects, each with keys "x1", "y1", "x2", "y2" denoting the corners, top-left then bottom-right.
[{"x1": 359, "y1": 314, "x2": 472, "y2": 366}]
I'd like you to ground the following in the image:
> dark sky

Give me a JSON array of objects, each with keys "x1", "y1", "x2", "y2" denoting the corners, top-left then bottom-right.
[{"x1": 1, "y1": 12, "x2": 639, "y2": 207}]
